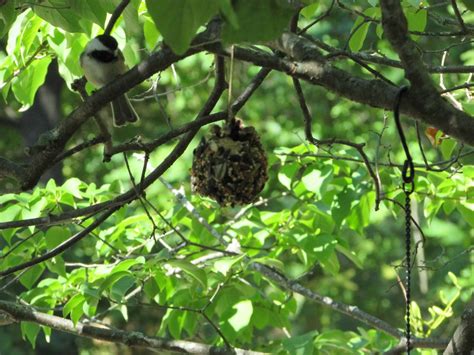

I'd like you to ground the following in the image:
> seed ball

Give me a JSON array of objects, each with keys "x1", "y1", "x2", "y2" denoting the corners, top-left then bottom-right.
[{"x1": 191, "y1": 120, "x2": 268, "y2": 206}]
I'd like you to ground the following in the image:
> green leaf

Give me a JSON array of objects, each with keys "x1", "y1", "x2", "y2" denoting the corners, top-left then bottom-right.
[
  {"x1": 252, "y1": 306, "x2": 271, "y2": 329},
  {"x1": 146, "y1": 0, "x2": 220, "y2": 54},
  {"x1": 0, "y1": 204, "x2": 22, "y2": 224},
  {"x1": 144, "y1": 277, "x2": 160, "y2": 299},
  {"x1": 0, "y1": 0, "x2": 16, "y2": 39},
  {"x1": 83, "y1": 299, "x2": 98, "y2": 317},
  {"x1": 406, "y1": 8, "x2": 427, "y2": 32},
  {"x1": 70, "y1": 0, "x2": 107, "y2": 27},
  {"x1": 461, "y1": 0, "x2": 474, "y2": 10},
  {"x1": 302, "y1": 167, "x2": 323, "y2": 194},
  {"x1": 278, "y1": 163, "x2": 299, "y2": 190},
  {"x1": 218, "y1": 0, "x2": 238, "y2": 28},
  {"x1": 42, "y1": 325, "x2": 52, "y2": 343},
  {"x1": 464, "y1": 166, "x2": 474, "y2": 178},
  {"x1": 123, "y1": 0, "x2": 142, "y2": 36},
  {"x1": 301, "y1": 2, "x2": 319, "y2": 19},
  {"x1": 32, "y1": 0, "x2": 89, "y2": 33},
  {"x1": 0, "y1": 193, "x2": 17, "y2": 204},
  {"x1": 457, "y1": 204, "x2": 474, "y2": 227},
  {"x1": 167, "y1": 260, "x2": 207, "y2": 289},
  {"x1": 282, "y1": 330, "x2": 318, "y2": 355},
  {"x1": 440, "y1": 139, "x2": 457, "y2": 160},
  {"x1": 63, "y1": 294, "x2": 84, "y2": 317},
  {"x1": 213, "y1": 255, "x2": 244, "y2": 276},
  {"x1": 46, "y1": 256, "x2": 66, "y2": 277},
  {"x1": 448, "y1": 272, "x2": 461, "y2": 289},
  {"x1": 12, "y1": 56, "x2": 52, "y2": 110},
  {"x1": 63, "y1": 294, "x2": 85, "y2": 324},
  {"x1": 48, "y1": 31, "x2": 88, "y2": 87},
  {"x1": 110, "y1": 275, "x2": 135, "y2": 302},
  {"x1": 21, "y1": 322, "x2": 40, "y2": 348},
  {"x1": 19, "y1": 264, "x2": 45, "y2": 289},
  {"x1": 45, "y1": 226, "x2": 70, "y2": 249},
  {"x1": 62, "y1": 178, "x2": 84, "y2": 199},
  {"x1": 336, "y1": 244, "x2": 363, "y2": 269},
  {"x1": 348, "y1": 192, "x2": 375, "y2": 230},
  {"x1": 320, "y1": 250, "x2": 340, "y2": 275},
  {"x1": 222, "y1": 0, "x2": 294, "y2": 44},
  {"x1": 228, "y1": 300, "x2": 253, "y2": 332},
  {"x1": 112, "y1": 257, "x2": 145, "y2": 273},
  {"x1": 252, "y1": 257, "x2": 285, "y2": 273},
  {"x1": 349, "y1": 17, "x2": 370, "y2": 52},
  {"x1": 101, "y1": 0, "x2": 122, "y2": 12},
  {"x1": 144, "y1": 17, "x2": 160, "y2": 50},
  {"x1": 7, "y1": 10, "x2": 43, "y2": 60}
]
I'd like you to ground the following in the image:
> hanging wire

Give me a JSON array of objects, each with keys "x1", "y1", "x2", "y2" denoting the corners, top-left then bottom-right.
[
  {"x1": 227, "y1": 45, "x2": 236, "y2": 126},
  {"x1": 393, "y1": 85, "x2": 415, "y2": 354}
]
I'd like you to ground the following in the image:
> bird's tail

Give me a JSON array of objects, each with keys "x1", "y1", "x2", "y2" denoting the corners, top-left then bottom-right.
[{"x1": 111, "y1": 94, "x2": 139, "y2": 127}]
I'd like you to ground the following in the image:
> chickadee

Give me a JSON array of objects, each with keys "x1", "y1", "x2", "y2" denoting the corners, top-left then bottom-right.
[{"x1": 80, "y1": 34, "x2": 139, "y2": 127}]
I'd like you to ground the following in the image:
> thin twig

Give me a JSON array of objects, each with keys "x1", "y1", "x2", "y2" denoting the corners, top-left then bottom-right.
[
  {"x1": 298, "y1": 0, "x2": 336, "y2": 34},
  {"x1": 451, "y1": 0, "x2": 467, "y2": 33},
  {"x1": 104, "y1": 0, "x2": 130, "y2": 35}
]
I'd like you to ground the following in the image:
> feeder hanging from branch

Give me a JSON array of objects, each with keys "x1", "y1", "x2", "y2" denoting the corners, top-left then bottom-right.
[{"x1": 191, "y1": 120, "x2": 268, "y2": 207}]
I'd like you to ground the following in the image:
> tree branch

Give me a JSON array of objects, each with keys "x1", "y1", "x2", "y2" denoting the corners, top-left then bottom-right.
[
  {"x1": 0, "y1": 157, "x2": 26, "y2": 182},
  {"x1": 380, "y1": 0, "x2": 474, "y2": 144},
  {"x1": 104, "y1": 0, "x2": 130, "y2": 35},
  {"x1": 202, "y1": 33, "x2": 474, "y2": 146},
  {"x1": 162, "y1": 182, "x2": 448, "y2": 350},
  {"x1": 444, "y1": 295, "x2": 474, "y2": 354},
  {"x1": 2, "y1": 25, "x2": 218, "y2": 191},
  {"x1": 0, "y1": 300, "x2": 265, "y2": 355}
]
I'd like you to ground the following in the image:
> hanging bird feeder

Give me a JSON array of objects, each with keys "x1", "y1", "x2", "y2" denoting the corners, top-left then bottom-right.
[{"x1": 191, "y1": 119, "x2": 268, "y2": 207}]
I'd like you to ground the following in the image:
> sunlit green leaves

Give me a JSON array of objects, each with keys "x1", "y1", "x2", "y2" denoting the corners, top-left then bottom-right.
[
  {"x1": 12, "y1": 56, "x2": 52, "y2": 110},
  {"x1": 227, "y1": 300, "x2": 253, "y2": 332},
  {"x1": 301, "y1": 2, "x2": 319, "y2": 19}
]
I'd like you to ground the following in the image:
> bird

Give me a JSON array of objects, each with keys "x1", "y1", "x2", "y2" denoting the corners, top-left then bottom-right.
[{"x1": 80, "y1": 34, "x2": 139, "y2": 127}]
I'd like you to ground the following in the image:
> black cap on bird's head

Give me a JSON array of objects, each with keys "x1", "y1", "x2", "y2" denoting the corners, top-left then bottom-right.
[{"x1": 96, "y1": 34, "x2": 118, "y2": 51}]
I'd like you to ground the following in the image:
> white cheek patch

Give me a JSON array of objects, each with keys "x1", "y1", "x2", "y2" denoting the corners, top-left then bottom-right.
[{"x1": 85, "y1": 39, "x2": 110, "y2": 53}]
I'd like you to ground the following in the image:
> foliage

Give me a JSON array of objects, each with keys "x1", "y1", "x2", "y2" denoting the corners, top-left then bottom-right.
[{"x1": 0, "y1": 0, "x2": 473, "y2": 354}]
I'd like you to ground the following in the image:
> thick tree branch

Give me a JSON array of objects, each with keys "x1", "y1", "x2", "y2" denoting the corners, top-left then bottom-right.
[
  {"x1": 203, "y1": 33, "x2": 474, "y2": 146},
  {"x1": 380, "y1": 0, "x2": 474, "y2": 145},
  {"x1": 307, "y1": 36, "x2": 474, "y2": 74},
  {"x1": 2, "y1": 19, "x2": 474, "y2": 192},
  {"x1": 444, "y1": 296, "x2": 474, "y2": 354},
  {"x1": 0, "y1": 300, "x2": 265, "y2": 355},
  {"x1": 0, "y1": 157, "x2": 26, "y2": 182}
]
